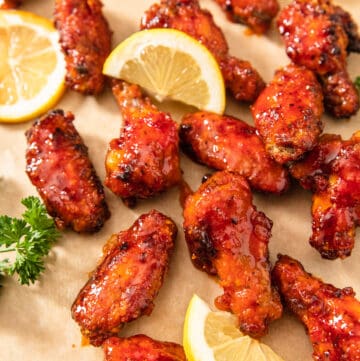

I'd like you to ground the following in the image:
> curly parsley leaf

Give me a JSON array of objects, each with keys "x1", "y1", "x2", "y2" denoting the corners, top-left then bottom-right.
[
  {"x1": 0, "y1": 196, "x2": 61, "y2": 285},
  {"x1": 355, "y1": 76, "x2": 360, "y2": 92}
]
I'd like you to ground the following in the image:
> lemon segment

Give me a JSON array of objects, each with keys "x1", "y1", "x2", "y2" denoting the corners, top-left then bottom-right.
[
  {"x1": 103, "y1": 28, "x2": 226, "y2": 114},
  {"x1": 0, "y1": 10, "x2": 66, "y2": 123},
  {"x1": 183, "y1": 294, "x2": 285, "y2": 361}
]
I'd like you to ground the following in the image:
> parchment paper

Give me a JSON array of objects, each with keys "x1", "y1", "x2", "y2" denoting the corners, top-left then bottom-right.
[{"x1": 0, "y1": 1, "x2": 359, "y2": 360}]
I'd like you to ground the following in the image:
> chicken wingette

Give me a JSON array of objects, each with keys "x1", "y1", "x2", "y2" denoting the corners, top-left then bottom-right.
[
  {"x1": 25, "y1": 109, "x2": 110, "y2": 233},
  {"x1": 272, "y1": 255, "x2": 360, "y2": 361},
  {"x1": 103, "y1": 335, "x2": 186, "y2": 361},
  {"x1": 54, "y1": 0, "x2": 112, "y2": 94},
  {"x1": 179, "y1": 111, "x2": 289, "y2": 194},
  {"x1": 277, "y1": 0, "x2": 360, "y2": 118},
  {"x1": 72, "y1": 210, "x2": 177, "y2": 346},
  {"x1": 183, "y1": 171, "x2": 282, "y2": 337},
  {"x1": 105, "y1": 80, "x2": 181, "y2": 207},
  {"x1": 141, "y1": 0, "x2": 265, "y2": 103},
  {"x1": 252, "y1": 63, "x2": 324, "y2": 164}
]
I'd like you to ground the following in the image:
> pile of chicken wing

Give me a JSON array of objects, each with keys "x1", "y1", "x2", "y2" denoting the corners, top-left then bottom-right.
[{"x1": 15, "y1": 0, "x2": 360, "y2": 360}]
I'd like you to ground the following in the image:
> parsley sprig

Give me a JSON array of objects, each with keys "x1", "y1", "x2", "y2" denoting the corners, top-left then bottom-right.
[
  {"x1": 0, "y1": 196, "x2": 61, "y2": 285},
  {"x1": 355, "y1": 76, "x2": 360, "y2": 92}
]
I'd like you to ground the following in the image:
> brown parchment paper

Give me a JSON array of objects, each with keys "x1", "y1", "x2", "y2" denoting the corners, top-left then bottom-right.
[{"x1": 0, "y1": 0, "x2": 359, "y2": 360}]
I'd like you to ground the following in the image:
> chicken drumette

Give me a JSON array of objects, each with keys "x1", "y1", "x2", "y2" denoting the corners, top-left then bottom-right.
[
  {"x1": 277, "y1": 0, "x2": 360, "y2": 118},
  {"x1": 183, "y1": 171, "x2": 282, "y2": 337},
  {"x1": 213, "y1": 0, "x2": 280, "y2": 34},
  {"x1": 103, "y1": 335, "x2": 186, "y2": 361},
  {"x1": 105, "y1": 80, "x2": 181, "y2": 207},
  {"x1": 272, "y1": 254, "x2": 360, "y2": 361},
  {"x1": 252, "y1": 63, "x2": 324, "y2": 164},
  {"x1": 72, "y1": 210, "x2": 177, "y2": 346},
  {"x1": 289, "y1": 131, "x2": 360, "y2": 259},
  {"x1": 179, "y1": 111, "x2": 289, "y2": 194},
  {"x1": 141, "y1": 0, "x2": 265, "y2": 103},
  {"x1": 25, "y1": 109, "x2": 110, "y2": 233},
  {"x1": 54, "y1": 0, "x2": 112, "y2": 94}
]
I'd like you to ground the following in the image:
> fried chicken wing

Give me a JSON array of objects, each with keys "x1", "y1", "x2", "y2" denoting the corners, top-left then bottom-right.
[
  {"x1": 179, "y1": 111, "x2": 289, "y2": 194},
  {"x1": 54, "y1": 0, "x2": 112, "y2": 94},
  {"x1": 252, "y1": 64, "x2": 324, "y2": 164},
  {"x1": 103, "y1": 335, "x2": 186, "y2": 361},
  {"x1": 0, "y1": 0, "x2": 21, "y2": 8},
  {"x1": 277, "y1": 0, "x2": 360, "y2": 118},
  {"x1": 289, "y1": 131, "x2": 360, "y2": 259},
  {"x1": 183, "y1": 171, "x2": 282, "y2": 337},
  {"x1": 213, "y1": 0, "x2": 279, "y2": 34},
  {"x1": 272, "y1": 254, "x2": 360, "y2": 361},
  {"x1": 25, "y1": 109, "x2": 110, "y2": 233},
  {"x1": 72, "y1": 210, "x2": 177, "y2": 346},
  {"x1": 141, "y1": 0, "x2": 265, "y2": 103},
  {"x1": 105, "y1": 80, "x2": 181, "y2": 207}
]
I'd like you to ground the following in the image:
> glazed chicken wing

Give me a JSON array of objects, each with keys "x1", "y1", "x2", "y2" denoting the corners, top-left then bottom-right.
[
  {"x1": 252, "y1": 63, "x2": 324, "y2": 164},
  {"x1": 25, "y1": 109, "x2": 110, "y2": 233},
  {"x1": 277, "y1": 0, "x2": 360, "y2": 118},
  {"x1": 72, "y1": 210, "x2": 177, "y2": 346},
  {"x1": 213, "y1": 0, "x2": 279, "y2": 34},
  {"x1": 183, "y1": 171, "x2": 282, "y2": 337},
  {"x1": 179, "y1": 111, "x2": 289, "y2": 194},
  {"x1": 103, "y1": 335, "x2": 186, "y2": 361},
  {"x1": 54, "y1": 0, "x2": 112, "y2": 94},
  {"x1": 105, "y1": 80, "x2": 181, "y2": 207},
  {"x1": 272, "y1": 255, "x2": 360, "y2": 361},
  {"x1": 141, "y1": 0, "x2": 265, "y2": 103},
  {"x1": 289, "y1": 131, "x2": 360, "y2": 259},
  {"x1": 0, "y1": 0, "x2": 21, "y2": 8}
]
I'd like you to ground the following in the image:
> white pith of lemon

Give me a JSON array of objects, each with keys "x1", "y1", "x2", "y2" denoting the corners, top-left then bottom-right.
[
  {"x1": 0, "y1": 10, "x2": 66, "y2": 123},
  {"x1": 183, "y1": 294, "x2": 285, "y2": 361},
  {"x1": 102, "y1": 28, "x2": 226, "y2": 114}
]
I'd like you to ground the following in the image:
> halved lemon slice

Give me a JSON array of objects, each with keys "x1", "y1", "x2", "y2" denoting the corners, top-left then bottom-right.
[
  {"x1": 0, "y1": 10, "x2": 66, "y2": 123},
  {"x1": 183, "y1": 294, "x2": 285, "y2": 361},
  {"x1": 103, "y1": 28, "x2": 226, "y2": 114}
]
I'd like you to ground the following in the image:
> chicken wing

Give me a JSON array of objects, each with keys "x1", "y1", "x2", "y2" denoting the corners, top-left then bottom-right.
[
  {"x1": 289, "y1": 131, "x2": 360, "y2": 259},
  {"x1": 103, "y1": 335, "x2": 186, "y2": 361},
  {"x1": 105, "y1": 80, "x2": 181, "y2": 207},
  {"x1": 213, "y1": 0, "x2": 279, "y2": 34},
  {"x1": 141, "y1": 0, "x2": 265, "y2": 103},
  {"x1": 179, "y1": 111, "x2": 289, "y2": 194},
  {"x1": 272, "y1": 254, "x2": 360, "y2": 361},
  {"x1": 0, "y1": 0, "x2": 21, "y2": 8},
  {"x1": 252, "y1": 63, "x2": 324, "y2": 164},
  {"x1": 277, "y1": 0, "x2": 360, "y2": 118},
  {"x1": 25, "y1": 109, "x2": 110, "y2": 233},
  {"x1": 72, "y1": 210, "x2": 177, "y2": 346},
  {"x1": 54, "y1": 0, "x2": 112, "y2": 94},
  {"x1": 183, "y1": 171, "x2": 282, "y2": 337}
]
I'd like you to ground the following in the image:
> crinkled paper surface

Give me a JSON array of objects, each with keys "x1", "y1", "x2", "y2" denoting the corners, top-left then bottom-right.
[{"x1": 0, "y1": 0, "x2": 359, "y2": 360}]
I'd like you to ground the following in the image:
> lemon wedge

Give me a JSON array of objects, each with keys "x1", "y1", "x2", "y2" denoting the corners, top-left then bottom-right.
[
  {"x1": 0, "y1": 10, "x2": 66, "y2": 123},
  {"x1": 183, "y1": 294, "x2": 285, "y2": 361},
  {"x1": 103, "y1": 28, "x2": 226, "y2": 114}
]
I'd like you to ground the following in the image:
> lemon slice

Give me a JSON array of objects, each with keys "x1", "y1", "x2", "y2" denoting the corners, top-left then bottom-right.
[
  {"x1": 183, "y1": 294, "x2": 285, "y2": 361},
  {"x1": 103, "y1": 28, "x2": 226, "y2": 114},
  {"x1": 0, "y1": 10, "x2": 66, "y2": 123}
]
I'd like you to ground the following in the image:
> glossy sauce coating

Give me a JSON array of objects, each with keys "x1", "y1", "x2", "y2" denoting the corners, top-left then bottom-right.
[
  {"x1": 183, "y1": 171, "x2": 282, "y2": 337},
  {"x1": 277, "y1": 0, "x2": 360, "y2": 118},
  {"x1": 252, "y1": 63, "x2": 324, "y2": 164},
  {"x1": 71, "y1": 210, "x2": 177, "y2": 346},
  {"x1": 54, "y1": 0, "x2": 112, "y2": 94},
  {"x1": 105, "y1": 80, "x2": 181, "y2": 207},
  {"x1": 0, "y1": 0, "x2": 21, "y2": 8},
  {"x1": 25, "y1": 109, "x2": 110, "y2": 233},
  {"x1": 141, "y1": 0, "x2": 265, "y2": 103},
  {"x1": 179, "y1": 111, "x2": 289, "y2": 194},
  {"x1": 103, "y1": 335, "x2": 186, "y2": 361},
  {"x1": 272, "y1": 255, "x2": 360, "y2": 361},
  {"x1": 289, "y1": 132, "x2": 360, "y2": 259},
  {"x1": 213, "y1": 0, "x2": 279, "y2": 34}
]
